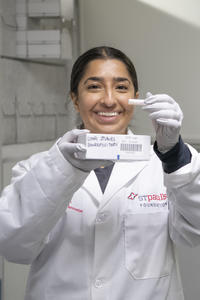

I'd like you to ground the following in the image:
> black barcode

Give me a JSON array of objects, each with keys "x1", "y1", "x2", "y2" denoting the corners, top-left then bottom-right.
[{"x1": 120, "y1": 143, "x2": 143, "y2": 152}]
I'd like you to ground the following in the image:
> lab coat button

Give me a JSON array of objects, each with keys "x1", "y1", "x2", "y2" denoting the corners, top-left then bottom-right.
[
  {"x1": 94, "y1": 278, "x2": 104, "y2": 288},
  {"x1": 96, "y1": 212, "x2": 108, "y2": 223}
]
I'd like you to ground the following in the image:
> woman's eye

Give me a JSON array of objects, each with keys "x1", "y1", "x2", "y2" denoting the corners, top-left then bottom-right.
[
  {"x1": 116, "y1": 85, "x2": 128, "y2": 91},
  {"x1": 87, "y1": 84, "x2": 101, "y2": 90}
]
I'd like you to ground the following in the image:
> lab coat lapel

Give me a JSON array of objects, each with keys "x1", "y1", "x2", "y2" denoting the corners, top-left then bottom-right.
[
  {"x1": 82, "y1": 160, "x2": 150, "y2": 207},
  {"x1": 82, "y1": 170, "x2": 103, "y2": 205},
  {"x1": 100, "y1": 160, "x2": 148, "y2": 208}
]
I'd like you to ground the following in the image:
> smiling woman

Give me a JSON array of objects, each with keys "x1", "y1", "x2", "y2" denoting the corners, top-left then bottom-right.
[
  {"x1": 0, "y1": 46, "x2": 200, "y2": 300},
  {"x1": 70, "y1": 46, "x2": 139, "y2": 134},
  {"x1": 71, "y1": 59, "x2": 137, "y2": 134}
]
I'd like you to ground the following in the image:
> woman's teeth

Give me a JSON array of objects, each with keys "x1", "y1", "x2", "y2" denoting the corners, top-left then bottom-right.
[{"x1": 97, "y1": 112, "x2": 119, "y2": 116}]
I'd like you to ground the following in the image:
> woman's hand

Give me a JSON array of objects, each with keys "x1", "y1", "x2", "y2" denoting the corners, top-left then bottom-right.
[
  {"x1": 142, "y1": 92, "x2": 183, "y2": 152},
  {"x1": 58, "y1": 129, "x2": 112, "y2": 172}
]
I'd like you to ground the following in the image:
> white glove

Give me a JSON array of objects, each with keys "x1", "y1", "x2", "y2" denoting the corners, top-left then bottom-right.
[
  {"x1": 58, "y1": 129, "x2": 112, "y2": 172},
  {"x1": 142, "y1": 92, "x2": 183, "y2": 152}
]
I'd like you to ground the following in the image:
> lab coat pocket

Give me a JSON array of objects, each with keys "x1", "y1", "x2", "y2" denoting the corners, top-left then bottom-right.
[{"x1": 124, "y1": 211, "x2": 173, "y2": 279}]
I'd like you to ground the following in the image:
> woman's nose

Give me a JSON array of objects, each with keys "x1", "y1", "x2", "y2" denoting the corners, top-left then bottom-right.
[{"x1": 101, "y1": 90, "x2": 116, "y2": 107}]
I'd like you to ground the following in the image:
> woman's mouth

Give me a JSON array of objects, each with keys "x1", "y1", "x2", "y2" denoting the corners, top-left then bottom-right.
[
  {"x1": 97, "y1": 112, "x2": 119, "y2": 116},
  {"x1": 94, "y1": 111, "x2": 121, "y2": 122}
]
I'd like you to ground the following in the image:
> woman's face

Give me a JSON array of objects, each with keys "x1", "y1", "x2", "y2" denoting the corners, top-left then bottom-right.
[{"x1": 71, "y1": 58, "x2": 138, "y2": 134}]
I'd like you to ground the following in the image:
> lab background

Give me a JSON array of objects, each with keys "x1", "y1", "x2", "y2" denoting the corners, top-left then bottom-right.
[{"x1": 0, "y1": 0, "x2": 200, "y2": 299}]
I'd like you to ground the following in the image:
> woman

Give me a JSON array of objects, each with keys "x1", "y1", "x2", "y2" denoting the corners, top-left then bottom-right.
[{"x1": 0, "y1": 46, "x2": 200, "y2": 300}]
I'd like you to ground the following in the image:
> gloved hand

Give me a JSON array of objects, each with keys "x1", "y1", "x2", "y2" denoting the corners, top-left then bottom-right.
[
  {"x1": 142, "y1": 92, "x2": 183, "y2": 152},
  {"x1": 58, "y1": 129, "x2": 112, "y2": 172}
]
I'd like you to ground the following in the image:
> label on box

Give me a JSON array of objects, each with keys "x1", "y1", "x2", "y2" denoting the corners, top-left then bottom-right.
[{"x1": 77, "y1": 133, "x2": 151, "y2": 161}]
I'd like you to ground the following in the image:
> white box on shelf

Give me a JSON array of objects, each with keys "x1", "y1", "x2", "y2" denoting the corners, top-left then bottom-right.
[
  {"x1": 27, "y1": 44, "x2": 61, "y2": 58},
  {"x1": 28, "y1": 1, "x2": 60, "y2": 17},
  {"x1": 27, "y1": 30, "x2": 60, "y2": 44},
  {"x1": 16, "y1": 29, "x2": 72, "y2": 59}
]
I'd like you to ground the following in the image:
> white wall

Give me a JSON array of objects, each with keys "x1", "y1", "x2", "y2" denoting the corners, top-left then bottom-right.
[
  {"x1": 79, "y1": 1, "x2": 200, "y2": 299},
  {"x1": 79, "y1": 0, "x2": 200, "y2": 144}
]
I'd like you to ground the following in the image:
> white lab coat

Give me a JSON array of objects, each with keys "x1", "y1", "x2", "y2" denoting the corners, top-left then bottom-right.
[{"x1": 0, "y1": 141, "x2": 200, "y2": 300}]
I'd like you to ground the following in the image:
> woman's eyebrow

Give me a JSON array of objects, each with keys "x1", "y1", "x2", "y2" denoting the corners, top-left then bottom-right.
[
  {"x1": 84, "y1": 76, "x2": 130, "y2": 84},
  {"x1": 114, "y1": 77, "x2": 130, "y2": 83},
  {"x1": 84, "y1": 77, "x2": 103, "y2": 84}
]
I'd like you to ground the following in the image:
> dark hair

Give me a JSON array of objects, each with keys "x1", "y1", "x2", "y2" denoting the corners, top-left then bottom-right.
[{"x1": 70, "y1": 46, "x2": 138, "y2": 95}]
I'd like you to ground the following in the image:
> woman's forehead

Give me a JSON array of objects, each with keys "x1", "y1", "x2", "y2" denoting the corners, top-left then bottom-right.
[{"x1": 81, "y1": 58, "x2": 131, "y2": 80}]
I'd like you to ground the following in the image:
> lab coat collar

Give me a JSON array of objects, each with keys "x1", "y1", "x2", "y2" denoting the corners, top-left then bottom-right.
[
  {"x1": 82, "y1": 159, "x2": 149, "y2": 207},
  {"x1": 101, "y1": 159, "x2": 148, "y2": 208}
]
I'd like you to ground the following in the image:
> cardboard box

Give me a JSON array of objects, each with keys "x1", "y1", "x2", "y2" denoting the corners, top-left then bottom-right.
[{"x1": 77, "y1": 133, "x2": 151, "y2": 161}]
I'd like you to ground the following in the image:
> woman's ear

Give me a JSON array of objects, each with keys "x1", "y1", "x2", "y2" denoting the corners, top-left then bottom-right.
[
  {"x1": 71, "y1": 92, "x2": 80, "y2": 112},
  {"x1": 135, "y1": 91, "x2": 139, "y2": 99}
]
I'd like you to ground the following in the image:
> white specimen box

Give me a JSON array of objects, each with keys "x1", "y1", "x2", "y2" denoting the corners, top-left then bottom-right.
[{"x1": 77, "y1": 133, "x2": 151, "y2": 161}]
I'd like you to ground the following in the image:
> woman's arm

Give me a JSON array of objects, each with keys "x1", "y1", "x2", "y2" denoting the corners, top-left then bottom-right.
[
  {"x1": 0, "y1": 141, "x2": 89, "y2": 264},
  {"x1": 164, "y1": 146, "x2": 200, "y2": 247},
  {"x1": 143, "y1": 92, "x2": 200, "y2": 246}
]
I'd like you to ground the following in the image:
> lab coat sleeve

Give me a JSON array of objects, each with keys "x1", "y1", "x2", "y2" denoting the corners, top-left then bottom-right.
[
  {"x1": 0, "y1": 142, "x2": 89, "y2": 264},
  {"x1": 164, "y1": 145, "x2": 200, "y2": 247}
]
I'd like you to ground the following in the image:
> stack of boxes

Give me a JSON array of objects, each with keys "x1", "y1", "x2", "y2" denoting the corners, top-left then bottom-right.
[{"x1": 16, "y1": 0, "x2": 73, "y2": 61}]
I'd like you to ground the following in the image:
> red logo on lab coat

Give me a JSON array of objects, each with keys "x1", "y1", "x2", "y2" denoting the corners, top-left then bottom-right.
[{"x1": 128, "y1": 192, "x2": 138, "y2": 200}]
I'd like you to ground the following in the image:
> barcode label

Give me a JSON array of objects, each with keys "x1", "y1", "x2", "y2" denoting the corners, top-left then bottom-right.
[{"x1": 120, "y1": 143, "x2": 143, "y2": 152}]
